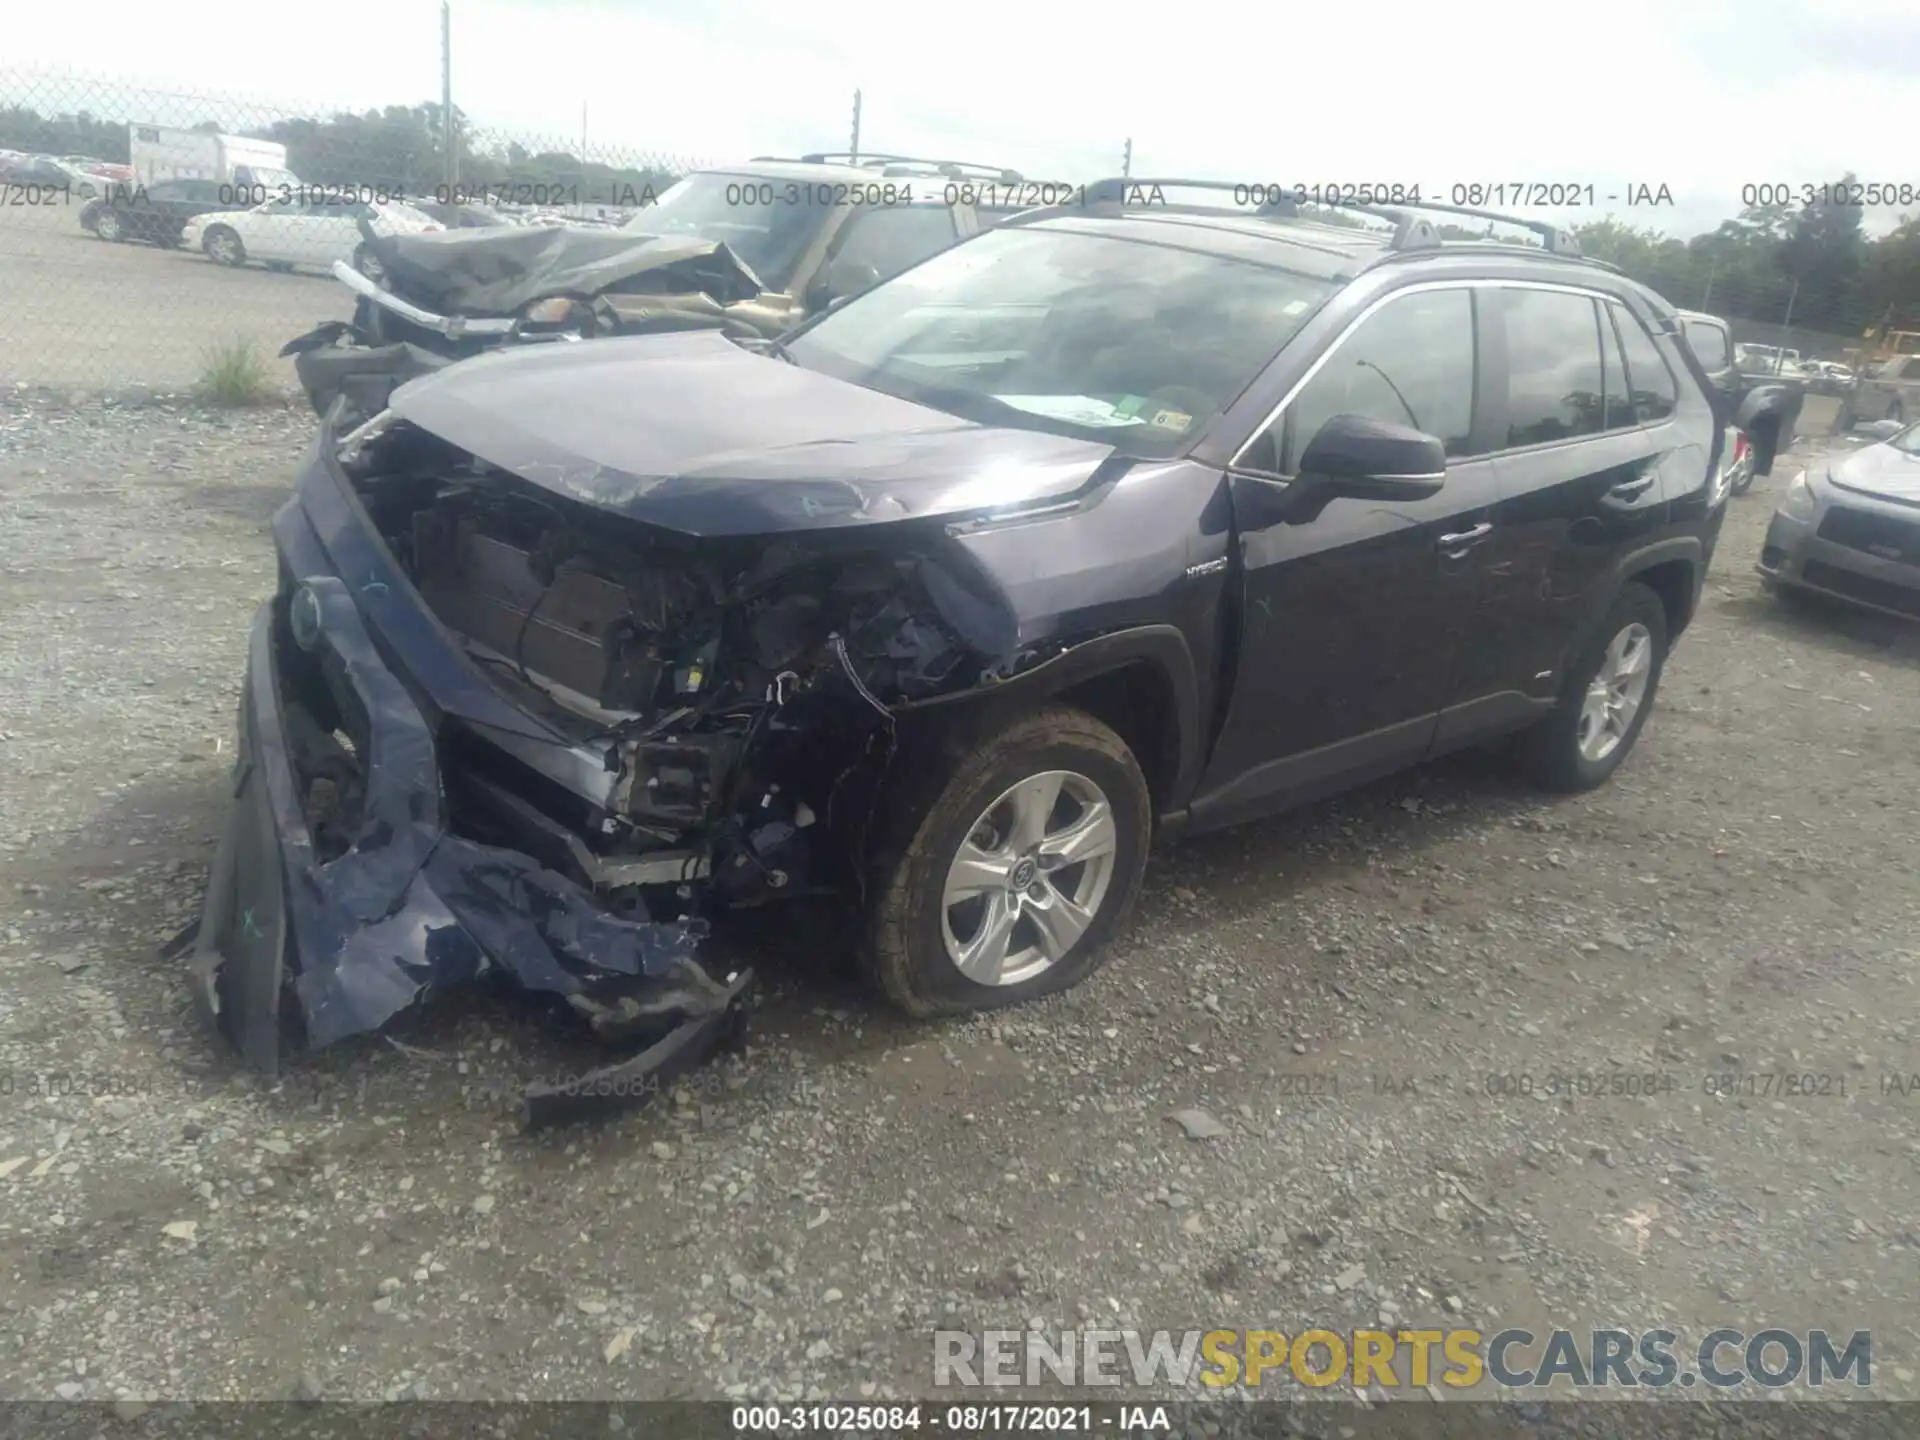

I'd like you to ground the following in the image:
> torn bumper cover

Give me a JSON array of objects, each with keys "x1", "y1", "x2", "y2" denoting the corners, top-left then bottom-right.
[{"x1": 177, "y1": 574, "x2": 748, "y2": 1120}]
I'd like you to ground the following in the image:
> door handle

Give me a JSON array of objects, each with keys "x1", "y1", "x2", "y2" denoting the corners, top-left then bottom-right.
[
  {"x1": 1608, "y1": 473, "x2": 1656, "y2": 501},
  {"x1": 1437, "y1": 522, "x2": 1492, "y2": 553}
]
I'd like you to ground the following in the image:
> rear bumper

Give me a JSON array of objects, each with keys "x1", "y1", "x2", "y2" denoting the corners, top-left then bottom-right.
[{"x1": 179, "y1": 573, "x2": 734, "y2": 1076}]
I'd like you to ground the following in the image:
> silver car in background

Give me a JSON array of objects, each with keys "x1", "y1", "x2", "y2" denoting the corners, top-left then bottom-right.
[{"x1": 1759, "y1": 420, "x2": 1920, "y2": 619}]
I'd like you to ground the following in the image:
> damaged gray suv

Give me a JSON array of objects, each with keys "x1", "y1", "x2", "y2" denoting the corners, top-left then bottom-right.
[{"x1": 179, "y1": 179, "x2": 1727, "y2": 1122}]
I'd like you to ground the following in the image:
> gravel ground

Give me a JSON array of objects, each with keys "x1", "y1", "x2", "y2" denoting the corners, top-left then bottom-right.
[
  {"x1": 2, "y1": 389, "x2": 1919, "y2": 1413},
  {"x1": 0, "y1": 203, "x2": 348, "y2": 394}
]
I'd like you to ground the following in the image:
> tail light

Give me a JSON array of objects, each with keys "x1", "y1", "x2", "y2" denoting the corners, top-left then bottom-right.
[{"x1": 1732, "y1": 432, "x2": 1750, "y2": 463}]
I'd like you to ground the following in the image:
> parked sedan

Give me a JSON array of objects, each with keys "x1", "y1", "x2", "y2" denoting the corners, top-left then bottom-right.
[
  {"x1": 80, "y1": 177, "x2": 230, "y2": 245},
  {"x1": 182, "y1": 195, "x2": 441, "y2": 275},
  {"x1": 1, "y1": 154, "x2": 109, "y2": 197},
  {"x1": 1758, "y1": 420, "x2": 1920, "y2": 619}
]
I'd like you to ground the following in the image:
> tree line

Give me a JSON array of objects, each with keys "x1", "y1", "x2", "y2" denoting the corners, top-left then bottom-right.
[
  {"x1": 1570, "y1": 185, "x2": 1918, "y2": 342},
  {"x1": 5, "y1": 101, "x2": 1917, "y2": 336},
  {"x1": 0, "y1": 101, "x2": 685, "y2": 207}
]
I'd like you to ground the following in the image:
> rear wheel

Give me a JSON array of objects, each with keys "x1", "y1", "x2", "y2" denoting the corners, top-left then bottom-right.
[
  {"x1": 95, "y1": 209, "x2": 124, "y2": 242},
  {"x1": 866, "y1": 704, "x2": 1151, "y2": 1018},
  {"x1": 203, "y1": 226, "x2": 246, "y2": 267},
  {"x1": 1514, "y1": 582, "x2": 1668, "y2": 793}
]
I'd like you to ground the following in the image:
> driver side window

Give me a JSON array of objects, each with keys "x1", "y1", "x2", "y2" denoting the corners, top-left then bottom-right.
[{"x1": 1269, "y1": 288, "x2": 1477, "y2": 473}]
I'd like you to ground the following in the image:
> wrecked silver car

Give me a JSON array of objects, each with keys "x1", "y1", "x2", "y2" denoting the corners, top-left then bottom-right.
[{"x1": 280, "y1": 156, "x2": 1043, "y2": 421}]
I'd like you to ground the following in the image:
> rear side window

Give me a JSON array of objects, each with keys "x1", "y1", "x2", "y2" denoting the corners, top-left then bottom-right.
[
  {"x1": 1500, "y1": 288, "x2": 1604, "y2": 447},
  {"x1": 1609, "y1": 304, "x2": 1677, "y2": 422},
  {"x1": 1683, "y1": 318, "x2": 1732, "y2": 370},
  {"x1": 1283, "y1": 287, "x2": 1477, "y2": 466}
]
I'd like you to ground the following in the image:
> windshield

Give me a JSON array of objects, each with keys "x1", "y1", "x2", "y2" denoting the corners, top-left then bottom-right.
[
  {"x1": 782, "y1": 225, "x2": 1338, "y2": 457},
  {"x1": 1891, "y1": 422, "x2": 1920, "y2": 456},
  {"x1": 621, "y1": 171, "x2": 823, "y2": 288}
]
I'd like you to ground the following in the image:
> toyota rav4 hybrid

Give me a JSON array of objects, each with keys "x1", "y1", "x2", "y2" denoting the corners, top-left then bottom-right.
[{"x1": 181, "y1": 179, "x2": 1729, "y2": 1118}]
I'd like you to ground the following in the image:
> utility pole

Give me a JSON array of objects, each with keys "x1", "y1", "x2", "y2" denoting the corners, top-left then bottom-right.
[
  {"x1": 849, "y1": 90, "x2": 862, "y2": 163},
  {"x1": 1778, "y1": 276, "x2": 1800, "y2": 374},
  {"x1": 1122, "y1": 137, "x2": 1132, "y2": 178},
  {"x1": 440, "y1": 1, "x2": 456, "y2": 187}
]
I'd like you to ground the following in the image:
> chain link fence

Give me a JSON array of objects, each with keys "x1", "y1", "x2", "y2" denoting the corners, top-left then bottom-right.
[
  {"x1": 0, "y1": 69, "x2": 711, "y2": 396},
  {"x1": 6, "y1": 66, "x2": 1920, "y2": 409}
]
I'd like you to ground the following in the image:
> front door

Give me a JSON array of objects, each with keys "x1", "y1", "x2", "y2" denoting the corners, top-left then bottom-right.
[{"x1": 1192, "y1": 285, "x2": 1501, "y2": 827}]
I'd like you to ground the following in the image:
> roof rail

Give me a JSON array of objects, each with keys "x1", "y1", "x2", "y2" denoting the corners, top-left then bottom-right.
[
  {"x1": 1067, "y1": 176, "x2": 1584, "y2": 258},
  {"x1": 776, "y1": 152, "x2": 1025, "y2": 183}
]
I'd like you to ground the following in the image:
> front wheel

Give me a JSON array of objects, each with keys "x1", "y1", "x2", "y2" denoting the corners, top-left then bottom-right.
[
  {"x1": 866, "y1": 704, "x2": 1151, "y2": 1018},
  {"x1": 203, "y1": 226, "x2": 246, "y2": 267},
  {"x1": 1514, "y1": 582, "x2": 1669, "y2": 793},
  {"x1": 94, "y1": 209, "x2": 124, "y2": 242}
]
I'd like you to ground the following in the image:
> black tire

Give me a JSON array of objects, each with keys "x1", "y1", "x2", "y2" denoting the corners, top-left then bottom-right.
[
  {"x1": 1514, "y1": 582, "x2": 1669, "y2": 793},
  {"x1": 94, "y1": 209, "x2": 123, "y2": 242},
  {"x1": 352, "y1": 244, "x2": 387, "y2": 284},
  {"x1": 865, "y1": 704, "x2": 1151, "y2": 1018},
  {"x1": 203, "y1": 225, "x2": 246, "y2": 267}
]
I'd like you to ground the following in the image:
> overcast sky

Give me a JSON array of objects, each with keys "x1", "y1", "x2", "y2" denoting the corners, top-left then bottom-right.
[{"x1": 9, "y1": 0, "x2": 1919, "y2": 237}]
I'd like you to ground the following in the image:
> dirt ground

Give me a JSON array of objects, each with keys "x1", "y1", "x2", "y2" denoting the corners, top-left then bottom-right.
[
  {"x1": 0, "y1": 202, "x2": 349, "y2": 394},
  {"x1": 2, "y1": 387, "x2": 1918, "y2": 1413}
]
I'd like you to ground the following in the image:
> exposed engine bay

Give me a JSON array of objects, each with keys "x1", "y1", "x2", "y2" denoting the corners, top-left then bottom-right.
[{"x1": 337, "y1": 421, "x2": 1021, "y2": 933}]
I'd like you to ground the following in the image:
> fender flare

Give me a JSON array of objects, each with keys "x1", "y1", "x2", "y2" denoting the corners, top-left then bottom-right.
[
  {"x1": 1580, "y1": 536, "x2": 1704, "y2": 655},
  {"x1": 894, "y1": 624, "x2": 1204, "y2": 807}
]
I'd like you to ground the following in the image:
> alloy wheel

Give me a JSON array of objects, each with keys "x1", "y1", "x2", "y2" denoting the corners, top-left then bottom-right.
[
  {"x1": 1577, "y1": 622, "x2": 1653, "y2": 763},
  {"x1": 939, "y1": 770, "x2": 1119, "y2": 987}
]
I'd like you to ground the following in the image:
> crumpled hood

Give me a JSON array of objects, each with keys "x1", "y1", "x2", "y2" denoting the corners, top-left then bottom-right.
[
  {"x1": 386, "y1": 330, "x2": 1122, "y2": 537},
  {"x1": 364, "y1": 224, "x2": 764, "y2": 316},
  {"x1": 1830, "y1": 435, "x2": 1920, "y2": 505}
]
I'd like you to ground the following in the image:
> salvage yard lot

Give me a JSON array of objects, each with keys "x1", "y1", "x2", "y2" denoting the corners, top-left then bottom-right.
[
  {"x1": 0, "y1": 201, "x2": 349, "y2": 394},
  {"x1": 3, "y1": 392, "x2": 1920, "y2": 1407}
]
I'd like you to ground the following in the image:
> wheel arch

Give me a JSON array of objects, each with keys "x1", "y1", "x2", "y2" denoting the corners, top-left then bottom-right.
[{"x1": 895, "y1": 625, "x2": 1203, "y2": 814}]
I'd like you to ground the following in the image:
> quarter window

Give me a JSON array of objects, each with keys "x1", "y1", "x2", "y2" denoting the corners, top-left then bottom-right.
[
  {"x1": 1281, "y1": 287, "x2": 1477, "y2": 469},
  {"x1": 1500, "y1": 288, "x2": 1605, "y2": 447},
  {"x1": 1609, "y1": 302, "x2": 1677, "y2": 423}
]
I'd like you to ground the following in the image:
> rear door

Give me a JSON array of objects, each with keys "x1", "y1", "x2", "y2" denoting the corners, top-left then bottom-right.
[
  {"x1": 297, "y1": 197, "x2": 368, "y2": 266},
  {"x1": 1460, "y1": 285, "x2": 1669, "y2": 719}
]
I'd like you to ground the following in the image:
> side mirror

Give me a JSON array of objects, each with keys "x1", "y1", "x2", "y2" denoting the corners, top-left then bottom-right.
[{"x1": 1297, "y1": 413, "x2": 1448, "y2": 501}]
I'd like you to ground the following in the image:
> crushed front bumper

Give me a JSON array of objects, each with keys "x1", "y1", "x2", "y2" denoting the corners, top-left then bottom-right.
[{"x1": 173, "y1": 571, "x2": 749, "y2": 1120}]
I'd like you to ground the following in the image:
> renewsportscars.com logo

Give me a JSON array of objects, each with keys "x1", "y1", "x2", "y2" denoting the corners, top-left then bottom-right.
[{"x1": 933, "y1": 1328, "x2": 1873, "y2": 1391}]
